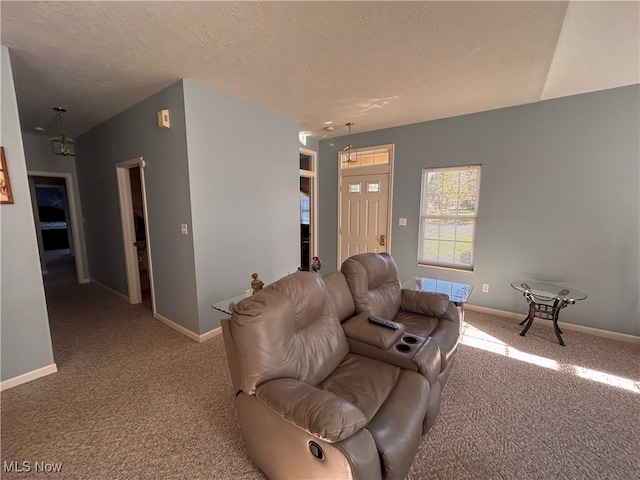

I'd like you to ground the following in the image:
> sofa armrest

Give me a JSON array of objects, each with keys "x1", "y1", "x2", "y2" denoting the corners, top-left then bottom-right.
[
  {"x1": 400, "y1": 289, "x2": 450, "y2": 318},
  {"x1": 342, "y1": 312, "x2": 405, "y2": 349},
  {"x1": 256, "y1": 378, "x2": 368, "y2": 443}
]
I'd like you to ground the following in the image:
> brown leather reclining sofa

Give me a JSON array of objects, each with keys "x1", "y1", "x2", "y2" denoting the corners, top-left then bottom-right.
[{"x1": 221, "y1": 252, "x2": 460, "y2": 480}]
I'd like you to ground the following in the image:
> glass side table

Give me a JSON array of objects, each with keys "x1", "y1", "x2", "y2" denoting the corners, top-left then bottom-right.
[
  {"x1": 402, "y1": 277, "x2": 472, "y2": 322},
  {"x1": 511, "y1": 281, "x2": 587, "y2": 346},
  {"x1": 211, "y1": 293, "x2": 249, "y2": 315}
]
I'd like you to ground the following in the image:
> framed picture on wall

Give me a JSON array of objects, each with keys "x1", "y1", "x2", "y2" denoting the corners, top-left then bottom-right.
[{"x1": 1, "y1": 147, "x2": 14, "y2": 204}]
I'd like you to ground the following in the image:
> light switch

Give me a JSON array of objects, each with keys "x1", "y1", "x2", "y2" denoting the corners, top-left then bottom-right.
[
  {"x1": 399, "y1": 218, "x2": 407, "y2": 226},
  {"x1": 181, "y1": 223, "x2": 188, "y2": 235}
]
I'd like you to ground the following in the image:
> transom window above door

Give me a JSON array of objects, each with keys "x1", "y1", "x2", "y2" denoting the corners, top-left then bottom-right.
[{"x1": 340, "y1": 147, "x2": 390, "y2": 169}]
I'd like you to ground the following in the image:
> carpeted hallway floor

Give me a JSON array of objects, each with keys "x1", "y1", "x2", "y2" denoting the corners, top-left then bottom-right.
[{"x1": 1, "y1": 278, "x2": 639, "y2": 479}]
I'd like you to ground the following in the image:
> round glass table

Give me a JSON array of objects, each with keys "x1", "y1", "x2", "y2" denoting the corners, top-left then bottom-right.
[{"x1": 511, "y1": 281, "x2": 587, "y2": 346}]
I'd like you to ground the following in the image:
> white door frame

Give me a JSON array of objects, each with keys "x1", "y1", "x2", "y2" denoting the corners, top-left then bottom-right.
[
  {"x1": 337, "y1": 144, "x2": 394, "y2": 267},
  {"x1": 28, "y1": 170, "x2": 88, "y2": 283},
  {"x1": 299, "y1": 147, "x2": 318, "y2": 267},
  {"x1": 115, "y1": 157, "x2": 155, "y2": 311}
]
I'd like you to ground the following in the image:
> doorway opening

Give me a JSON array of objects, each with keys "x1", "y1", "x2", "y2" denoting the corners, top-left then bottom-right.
[
  {"x1": 28, "y1": 172, "x2": 86, "y2": 290},
  {"x1": 299, "y1": 149, "x2": 317, "y2": 271},
  {"x1": 129, "y1": 166, "x2": 151, "y2": 309},
  {"x1": 116, "y1": 158, "x2": 154, "y2": 311}
]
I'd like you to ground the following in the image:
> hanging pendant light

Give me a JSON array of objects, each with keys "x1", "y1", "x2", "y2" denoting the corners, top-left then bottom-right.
[
  {"x1": 51, "y1": 107, "x2": 76, "y2": 157},
  {"x1": 342, "y1": 122, "x2": 357, "y2": 163}
]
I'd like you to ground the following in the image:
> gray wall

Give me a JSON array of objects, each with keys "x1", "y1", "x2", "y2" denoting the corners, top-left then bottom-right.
[
  {"x1": 183, "y1": 80, "x2": 300, "y2": 333},
  {"x1": 77, "y1": 79, "x2": 301, "y2": 335},
  {"x1": 77, "y1": 80, "x2": 200, "y2": 334},
  {"x1": 300, "y1": 135, "x2": 319, "y2": 152},
  {"x1": 0, "y1": 46, "x2": 55, "y2": 381},
  {"x1": 319, "y1": 85, "x2": 640, "y2": 336},
  {"x1": 23, "y1": 132, "x2": 90, "y2": 281}
]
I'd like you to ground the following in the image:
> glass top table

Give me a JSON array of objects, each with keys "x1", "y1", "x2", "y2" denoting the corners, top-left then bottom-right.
[
  {"x1": 402, "y1": 277, "x2": 472, "y2": 305},
  {"x1": 211, "y1": 293, "x2": 249, "y2": 315},
  {"x1": 511, "y1": 281, "x2": 587, "y2": 346},
  {"x1": 510, "y1": 281, "x2": 587, "y2": 303}
]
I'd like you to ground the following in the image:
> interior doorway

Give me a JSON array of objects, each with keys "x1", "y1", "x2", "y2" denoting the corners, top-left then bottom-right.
[
  {"x1": 299, "y1": 149, "x2": 317, "y2": 271},
  {"x1": 115, "y1": 157, "x2": 154, "y2": 311},
  {"x1": 27, "y1": 171, "x2": 86, "y2": 289}
]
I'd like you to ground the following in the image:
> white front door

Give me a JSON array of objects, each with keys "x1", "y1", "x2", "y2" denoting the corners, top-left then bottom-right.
[
  {"x1": 340, "y1": 173, "x2": 389, "y2": 262},
  {"x1": 338, "y1": 145, "x2": 393, "y2": 266}
]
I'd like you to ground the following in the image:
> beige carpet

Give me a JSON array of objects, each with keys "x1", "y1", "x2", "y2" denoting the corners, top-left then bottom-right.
[{"x1": 1, "y1": 281, "x2": 639, "y2": 479}]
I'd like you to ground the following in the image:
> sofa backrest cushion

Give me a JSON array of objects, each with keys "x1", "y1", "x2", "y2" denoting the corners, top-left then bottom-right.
[
  {"x1": 322, "y1": 271, "x2": 356, "y2": 322},
  {"x1": 341, "y1": 252, "x2": 402, "y2": 321},
  {"x1": 230, "y1": 272, "x2": 349, "y2": 395}
]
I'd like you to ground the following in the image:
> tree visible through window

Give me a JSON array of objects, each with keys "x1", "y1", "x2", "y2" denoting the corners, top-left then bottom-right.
[{"x1": 418, "y1": 165, "x2": 481, "y2": 270}]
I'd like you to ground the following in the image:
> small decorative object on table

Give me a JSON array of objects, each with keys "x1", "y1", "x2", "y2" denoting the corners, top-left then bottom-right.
[
  {"x1": 311, "y1": 256, "x2": 322, "y2": 273},
  {"x1": 251, "y1": 273, "x2": 264, "y2": 294}
]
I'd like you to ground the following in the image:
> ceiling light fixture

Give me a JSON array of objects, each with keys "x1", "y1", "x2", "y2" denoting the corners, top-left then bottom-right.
[
  {"x1": 51, "y1": 107, "x2": 76, "y2": 157},
  {"x1": 342, "y1": 122, "x2": 357, "y2": 163}
]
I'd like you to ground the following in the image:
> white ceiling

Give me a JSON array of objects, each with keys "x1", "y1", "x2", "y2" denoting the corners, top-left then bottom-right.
[{"x1": 2, "y1": 1, "x2": 638, "y2": 140}]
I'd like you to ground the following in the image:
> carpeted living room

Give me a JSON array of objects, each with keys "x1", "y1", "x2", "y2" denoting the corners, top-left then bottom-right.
[
  {"x1": 2, "y1": 2, "x2": 639, "y2": 479},
  {"x1": 2, "y1": 268, "x2": 639, "y2": 479}
]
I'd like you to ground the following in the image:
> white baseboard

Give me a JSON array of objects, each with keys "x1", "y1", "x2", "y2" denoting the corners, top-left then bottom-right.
[
  {"x1": 154, "y1": 313, "x2": 200, "y2": 342},
  {"x1": 154, "y1": 313, "x2": 221, "y2": 343},
  {"x1": 466, "y1": 303, "x2": 640, "y2": 344},
  {"x1": 90, "y1": 281, "x2": 222, "y2": 343},
  {"x1": 91, "y1": 279, "x2": 129, "y2": 301},
  {"x1": 199, "y1": 326, "x2": 222, "y2": 342},
  {"x1": 1, "y1": 363, "x2": 58, "y2": 391},
  {"x1": 466, "y1": 304, "x2": 526, "y2": 322}
]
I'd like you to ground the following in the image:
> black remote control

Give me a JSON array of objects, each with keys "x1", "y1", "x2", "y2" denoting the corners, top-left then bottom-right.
[{"x1": 368, "y1": 316, "x2": 399, "y2": 330}]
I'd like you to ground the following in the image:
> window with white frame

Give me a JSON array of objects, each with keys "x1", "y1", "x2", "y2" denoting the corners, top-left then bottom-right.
[{"x1": 418, "y1": 165, "x2": 481, "y2": 270}]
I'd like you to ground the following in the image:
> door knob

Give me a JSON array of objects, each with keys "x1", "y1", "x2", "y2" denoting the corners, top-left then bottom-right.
[{"x1": 380, "y1": 235, "x2": 386, "y2": 246}]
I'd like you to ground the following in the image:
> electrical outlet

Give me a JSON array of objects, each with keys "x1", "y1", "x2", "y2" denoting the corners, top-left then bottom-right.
[
  {"x1": 399, "y1": 217, "x2": 407, "y2": 226},
  {"x1": 180, "y1": 223, "x2": 188, "y2": 235},
  {"x1": 482, "y1": 284, "x2": 489, "y2": 293}
]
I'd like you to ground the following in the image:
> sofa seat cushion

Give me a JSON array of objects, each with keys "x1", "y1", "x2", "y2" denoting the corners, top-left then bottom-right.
[
  {"x1": 320, "y1": 353, "x2": 430, "y2": 479},
  {"x1": 394, "y1": 311, "x2": 459, "y2": 373},
  {"x1": 394, "y1": 311, "x2": 438, "y2": 338},
  {"x1": 318, "y1": 353, "x2": 402, "y2": 422},
  {"x1": 366, "y1": 369, "x2": 430, "y2": 480}
]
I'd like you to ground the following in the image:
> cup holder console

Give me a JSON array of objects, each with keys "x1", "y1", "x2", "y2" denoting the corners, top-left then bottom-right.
[{"x1": 393, "y1": 335, "x2": 423, "y2": 354}]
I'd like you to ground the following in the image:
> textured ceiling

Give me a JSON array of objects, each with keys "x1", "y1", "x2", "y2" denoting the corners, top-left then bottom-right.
[{"x1": 1, "y1": 1, "x2": 638, "y2": 140}]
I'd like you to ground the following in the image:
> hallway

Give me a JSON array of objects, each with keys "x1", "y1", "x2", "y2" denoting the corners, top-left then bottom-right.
[
  {"x1": 1, "y1": 279, "x2": 256, "y2": 479},
  {"x1": 43, "y1": 248, "x2": 76, "y2": 291}
]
